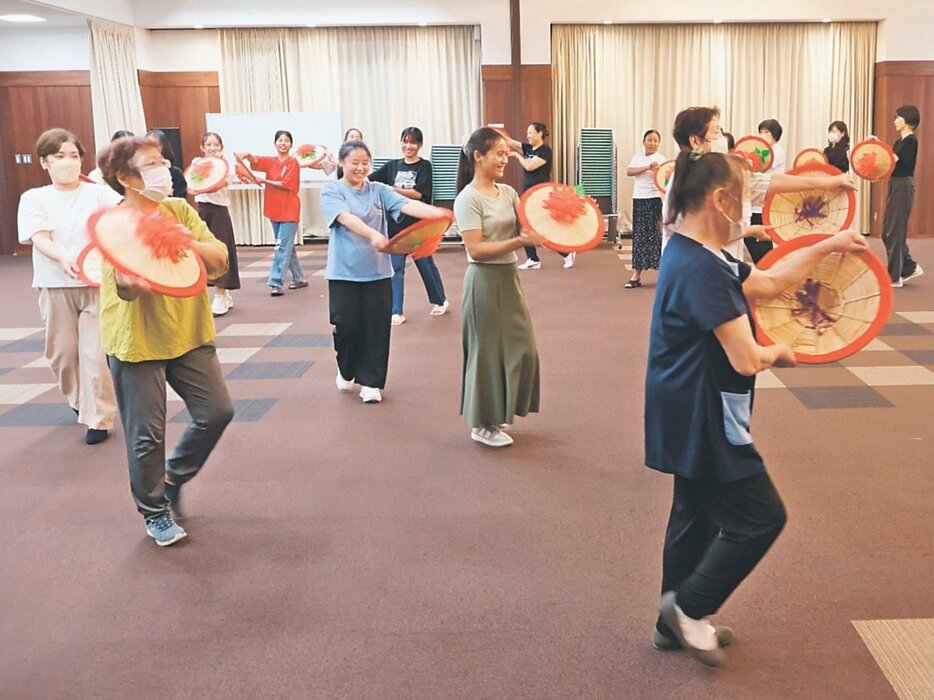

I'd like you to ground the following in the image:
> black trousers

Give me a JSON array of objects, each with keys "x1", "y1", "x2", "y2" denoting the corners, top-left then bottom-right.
[
  {"x1": 657, "y1": 471, "x2": 786, "y2": 629},
  {"x1": 744, "y1": 213, "x2": 773, "y2": 264},
  {"x1": 882, "y1": 177, "x2": 918, "y2": 282},
  {"x1": 328, "y1": 278, "x2": 392, "y2": 389},
  {"x1": 524, "y1": 246, "x2": 567, "y2": 261}
]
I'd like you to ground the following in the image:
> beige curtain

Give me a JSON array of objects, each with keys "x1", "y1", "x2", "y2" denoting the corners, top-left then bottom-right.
[
  {"x1": 219, "y1": 29, "x2": 289, "y2": 244},
  {"x1": 87, "y1": 19, "x2": 147, "y2": 153},
  {"x1": 552, "y1": 22, "x2": 876, "y2": 231},
  {"x1": 219, "y1": 25, "x2": 481, "y2": 245}
]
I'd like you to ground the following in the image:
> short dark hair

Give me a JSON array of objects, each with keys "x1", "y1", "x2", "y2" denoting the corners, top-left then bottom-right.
[
  {"x1": 666, "y1": 151, "x2": 743, "y2": 225},
  {"x1": 643, "y1": 129, "x2": 660, "y2": 141},
  {"x1": 457, "y1": 127, "x2": 506, "y2": 192},
  {"x1": 722, "y1": 131, "x2": 736, "y2": 151},
  {"x1": 529, "y1": 122, "x2": 549, "y2": 139},
  {"x1": 97, "y1": 136, "x2": 161, "y2": 195},
  {"x1": 896, "y1": 105, "x2": 920, "y2": 128},
  {"x1": 400, "y1": 126, "x2": 424, "y2": 145},
  {"x1": 201, "y1": 131, "x2": 224, "y2": 148},
  {"x1": 111, "y1": 130, "x2": 134, "y2": 141},
  {"x1": 758, "y1": 119, "x2": 783, "y2": 142},
  {"x1": 274, "y1": 130, "x2": 294, "y2": 144},
  {"x1": 338, "y1": 139, "x2": 371, "y2": 162},
  {"x1": 673, "y1": 107, "x2": 720, "y2": 151},
  {"x1": 146, "y1": 129, "x2": 176, "y2": 163},
  {"x1": 827, "y1": 121, "x2": 850, "y2": 150},
  {"x1": 35, "y1": 128, "x2": 85, "y2": 159}
]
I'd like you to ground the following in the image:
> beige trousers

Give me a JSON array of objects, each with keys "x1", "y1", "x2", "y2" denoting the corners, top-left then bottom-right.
[{"x1": 37, "y1": 287, "x2": 116, "y2": 430}]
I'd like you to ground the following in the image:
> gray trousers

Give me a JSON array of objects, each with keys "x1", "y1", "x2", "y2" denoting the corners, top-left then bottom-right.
[
  {"x1": 882, "y1": 177, "x2": 918, "y2": 282},
  {"x1": 109, "y1": 343, "x2": 234, "y2": 520}
]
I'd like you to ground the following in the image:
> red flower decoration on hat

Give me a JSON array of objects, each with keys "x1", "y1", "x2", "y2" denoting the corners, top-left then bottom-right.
[
  {"x1": 190, "y1": 159, "x2": 214, "y2": 183},
  {"x1": 137, "y1": 211, "x2": 192, "y2": 261},
  {"x1": 542, "y1": 186, "x2": 586, "y2": 224}
]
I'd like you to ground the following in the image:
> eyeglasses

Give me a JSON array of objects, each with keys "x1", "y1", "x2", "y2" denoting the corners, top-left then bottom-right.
[{"x1": 136, "y1": 158, "x2": 170, "y2": 171}]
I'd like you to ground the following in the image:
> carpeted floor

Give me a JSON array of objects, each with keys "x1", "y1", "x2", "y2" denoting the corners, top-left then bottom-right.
[{"x1": 1, "y1": 238, "x2": 931, "y2": 699}]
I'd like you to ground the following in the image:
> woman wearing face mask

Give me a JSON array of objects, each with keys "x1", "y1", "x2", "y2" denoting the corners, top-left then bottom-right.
[
  {"x1": 646, "y1": 149, "x2": 867, "y2": 666},
  {"x1": 454, "y1": 128, "x2": 545, "y2": 448},
  {"x1": 662, "y1": 107, "x2": 857, "y2": 261},
  {"x1": 320, "y1": 140, "x2": 449, "y2": 404},
  {"x1": 236, "y1": 130, "x2": 306, "y2": 296},
  {"x1": 146, "y1": 129, "x2": 188, "y2": 199},
  {"x1": 17, "y1": 128, "x2": 120, "y2": 445},
  {"x1": 96, "y1": 135, "x2": 232, "y2": 547},
  {"x1": 192, "y1": 131, "x2": 241, "y2": 316},
  {"x1": 369, "y1": 126, "x2": 448, "y2": 324},
  {"x1": 823, "y1": 121, "x2": 850, "y2": 173},
  {"x1": 624, "y1": 129, "x2": 667, "y2": 288}
]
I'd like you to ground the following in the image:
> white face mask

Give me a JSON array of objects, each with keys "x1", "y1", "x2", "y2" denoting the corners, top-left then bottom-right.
[
  {"x1": 708, "y1": 135, "x2": 730, "y2": 154},
  {"x1": 722, "y1": 197, "x2": 752, "y2": 242},
  {"x1": 135, "y1": 166, "x2": 173, "y2": 202},
  {"x1": 46, "y1": 157, "x2": 81, "y2": 186},
  {"x1": 827, "y1": 132, "x2": 841, "y2": 144}
]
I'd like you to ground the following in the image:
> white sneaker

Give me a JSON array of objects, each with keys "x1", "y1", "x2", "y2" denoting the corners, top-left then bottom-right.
[
  {"x1": 903, "y1": 265, "x2": 924, "y2": 283},
  {"x1": 360, "y1": 386, "x2": 382, "y2": 403},
  {"x1": 517, "y1": 259, "x2": 541, "y2": 270},
  {"x1": 430, "y1": 300, "x2": 450, "y2": 316},
  {"x1": 892, "y1": 278, "x2": 904, "y2": 288},
  {"x1": 470, "y1": 426, "x2": 514, "y2": 447},
  {"x1": 211, "y1": 294, "x2": 230, "y2": 316},
  {"x1": 224, "y1": 291, "x2": 234, "y2": 309},
  {"x1": 336, "y1": 372, "x2": 354, "y2": 392},
  {"x1": 391, "y1": 314, "x2": 406, "y2": 326},
  {"x1": 563, "y1": 252, "x2": 577, "y2": 269}
]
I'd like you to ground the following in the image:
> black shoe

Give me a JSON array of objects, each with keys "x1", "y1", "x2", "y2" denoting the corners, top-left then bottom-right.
[
  {"x1": 85, "y1": 428, "x2": 109, "y2": 445},
  {"x1": 270, "y1": 286, "x2": 284, "y2": 297},
  {"x1": 288, "y1": 279, "x2": 309, "y2": 290},
  {"x1": 652, "y1": 625, "x2": 734, "y2": 651},
  {"x1": 657, "y1": 591, "x2": 726, "y2": 667},
  {"x1": 164, "y1": 481, "x2": 184, "y2": 520}
]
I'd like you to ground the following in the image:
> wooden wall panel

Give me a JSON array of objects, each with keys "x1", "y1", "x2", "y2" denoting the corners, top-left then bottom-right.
[
  {"x1": 871, "y1": 61, "x2": 934, "y2": 238},
  {"x1": 482, "y1": 64, "x2": 521, "y2": 189},
  {"x1": 0, "y1": 71, "x2": 93, "y2": 255},
  {"x1": 520, "y1": 65, "x2": 552, "y2": 137},
  {"x1": 138, "y1": 70, "x2": 221, "y2": 177}
]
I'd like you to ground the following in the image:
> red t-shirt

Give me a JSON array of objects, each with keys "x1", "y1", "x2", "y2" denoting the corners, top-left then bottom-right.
[{"x1": 251, "y1": 155, "x2": 301, "y2": 222}]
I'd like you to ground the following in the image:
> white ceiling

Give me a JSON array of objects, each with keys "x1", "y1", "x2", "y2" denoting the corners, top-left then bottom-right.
[{"x1": 0, "y1": 0, "x2": 87, "y2": 27}]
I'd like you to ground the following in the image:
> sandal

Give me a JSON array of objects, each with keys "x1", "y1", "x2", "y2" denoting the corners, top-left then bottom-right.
[{"x1": 625, "y1": 279, "x2": 642, "y2": 288}]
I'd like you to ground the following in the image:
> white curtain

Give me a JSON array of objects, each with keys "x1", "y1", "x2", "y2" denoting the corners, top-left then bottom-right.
[
  {"x1": 552, "y1": 22, "x2": 877, "y2": 231},
  {"x1": 219, "y1": 29, "x2": 289, "y2": 244},
  {"x1": 219, "y1": 25, "x2": 481, "y2": 245},
  {"x1": 87, "y1": 19, "x2": 147, "y2": 154}
]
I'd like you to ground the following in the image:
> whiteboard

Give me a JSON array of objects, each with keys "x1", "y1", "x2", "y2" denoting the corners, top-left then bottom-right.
[{"x1": 205, "y1": 112, "x2": 342, "y2": 182}]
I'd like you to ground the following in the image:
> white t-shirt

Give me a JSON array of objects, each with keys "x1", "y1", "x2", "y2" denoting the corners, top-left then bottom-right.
[
  {"x1": 627, "y1": 151, "x2": 667, "y2": 199},
  {"x1": 192, "y1": 155, "x2": 235, "y2": 207},
  {"x1": 18, "y1": 182, "x2": 121, "y2": 288}
]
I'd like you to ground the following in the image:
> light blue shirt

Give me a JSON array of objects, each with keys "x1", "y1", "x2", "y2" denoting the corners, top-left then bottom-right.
[{"x1": 321, "y1": 180, "x2": 408, "y2": 282}]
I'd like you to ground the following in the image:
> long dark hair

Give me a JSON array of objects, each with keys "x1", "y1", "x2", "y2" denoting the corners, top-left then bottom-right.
[
  {"x1": 146, "y1": 129, "x2": 176, "y2": 164},
  {"x1": 456, "y1": 127, "x2": 505, "y2": 193},
  {"x1": 666, "y1": 151, "x2": 740, "y2": 226},
  {"x1": 827, "y1": 120, "x2": 850, "y2": 151}
]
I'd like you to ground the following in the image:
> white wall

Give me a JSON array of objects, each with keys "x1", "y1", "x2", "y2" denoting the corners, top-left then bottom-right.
[
  {"x1": 0, "y1": 26, "x2": 90, "y2": 70},
  {"x1": 28, "y1": 0, "x2": 135, "y2": 25},
  {"x1": 131, "y1": 0, "x2": 510, "y2": 65},
  {"x1": 137, "y1": 29, "x2": 221, "y2": 72},
  {"x1": 521, "y1": 0, "x2": 934, "y2": 64}
]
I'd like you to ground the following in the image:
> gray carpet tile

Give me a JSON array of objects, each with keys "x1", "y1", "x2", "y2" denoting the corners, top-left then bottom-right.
[
  {"x1": 170, "y1": 397, "x2": 278, "y2": 423},
  {"x1": 225, "y1": 361, "x2": 314, "y2": 380},
  {"x1": 265, "y1": 333, "x2": 332, "y2": 348},
  {"x1": 0, "y1": 339, "x2": 46, "y2": 353},
  {"x1": 0, "y1": 402, "x2": 76, "y2": 426},
  {"x1": 788, "y1": 385, "x2": 894, "y2": 409}
]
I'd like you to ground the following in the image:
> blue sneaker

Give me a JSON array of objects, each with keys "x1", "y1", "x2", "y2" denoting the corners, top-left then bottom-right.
[{"x1": 145, "y1": 513, "x2": 187, "y2": 547}]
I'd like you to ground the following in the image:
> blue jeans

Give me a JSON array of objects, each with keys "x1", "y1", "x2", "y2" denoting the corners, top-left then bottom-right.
[
  {"x1": 267, "y1": 220, "x2": 305, "y2": 289},
  {"x1": 390, "y1": 254, "x2": 446, "y2": 315}
]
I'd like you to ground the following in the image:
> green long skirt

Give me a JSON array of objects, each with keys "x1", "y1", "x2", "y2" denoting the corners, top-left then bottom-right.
[{"x1": 461, "y1": 263, "x2": 541, "y2": 428}]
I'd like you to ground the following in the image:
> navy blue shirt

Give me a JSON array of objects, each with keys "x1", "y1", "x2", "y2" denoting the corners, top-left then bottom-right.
[{"x1": 644, "y1": 234, "x2": 766, "y2": 482}]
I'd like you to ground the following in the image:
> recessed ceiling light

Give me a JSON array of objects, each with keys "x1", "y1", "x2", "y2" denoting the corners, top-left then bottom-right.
[
  {"x1": 418, "y1": 21, "x2": 428, "y2": 27},
  {"x1": 713, "y1": 19, "x2": 724, "y2": 25},
  {"x1": 821, "y1": 18, "x2": 832, "y2": 23},
  {"x1": 194, "y1": 24, "x2": 204, "y2": 29},
  {"x1": 0, "y1": 14, "x2": 46, "y2": 23},
  {"x1": 603, "y1": 20, "x2": 613, "y2": 25},
  {"x1": 307, "y1": 23, "x2": 317, "y2": 28}
]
